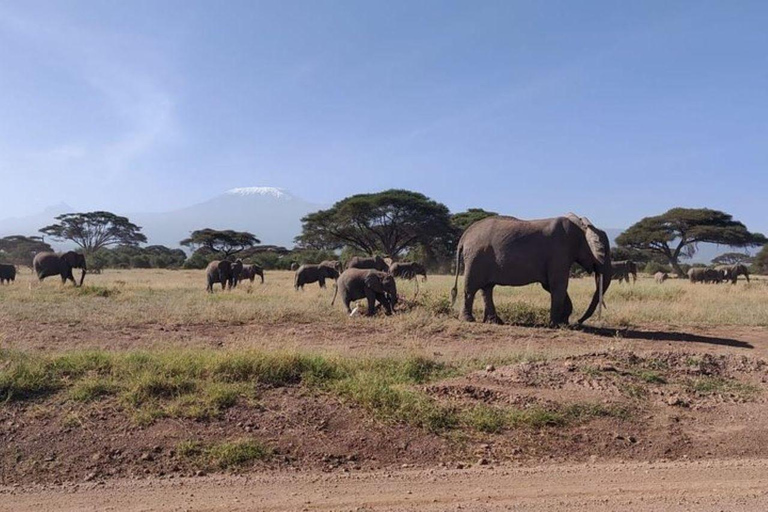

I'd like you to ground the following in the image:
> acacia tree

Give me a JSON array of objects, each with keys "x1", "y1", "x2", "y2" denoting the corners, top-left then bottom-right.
[
  {"x1": 712, "y1": 252, "x2": 754, "y2": 266},
  {"x1": 616, "y1": 208, "x2": 766, "y2": 277},
  {"x1": 0, "y1": 235, "x2": 53, "y2": 266},
  {"x1": 295, "y1": 190, "x2": 454, "y2": 259},
  {"x1": 180, "y1": 229, "x2": 260, "y2": 259},
  {"x1": 753, "y1": 245, "x2": 768, "y2": 275},
  {"x1": 450, "y1": 208, "x2": 498, "y2": 232},
  {"x1": 40, "y1": 211, "x2": 147, "y2": 254}
]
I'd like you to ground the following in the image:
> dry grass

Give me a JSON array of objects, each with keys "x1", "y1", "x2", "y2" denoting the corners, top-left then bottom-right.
[{"x1": 1, "y1": 268, "x2": 766, "y2": 329}]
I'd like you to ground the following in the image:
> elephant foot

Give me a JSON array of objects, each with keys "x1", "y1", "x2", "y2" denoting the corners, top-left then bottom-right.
[
  {"x1": 460, "y1": 312, "x2": 476, "y2": 322},
  {"x1": 484, "y1": 315, "x2": 504, "y2": 325}
]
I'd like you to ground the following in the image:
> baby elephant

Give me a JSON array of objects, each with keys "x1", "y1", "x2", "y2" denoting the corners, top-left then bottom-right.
[
  {"x1": 294, "y1": 264, "x2": 339, "y2": 290},
  {"x1": 389, "y1": 261, "x2": 427, "y2": 281},
  {"x1": 654, "y1": 271, "x2": 668, "y2": 284},
  {"x1": 332, "y1": 268, "x2": 398, "y2": 316},
  {"x1": 0, "y1": 263, "x2": 16, "y2": 284},
  {"x1": 241, "y1": 264, "x2": 264, "y2": 284},
  {"x1": 206, "y1": 260, "x2": 233, "y2": 292}
]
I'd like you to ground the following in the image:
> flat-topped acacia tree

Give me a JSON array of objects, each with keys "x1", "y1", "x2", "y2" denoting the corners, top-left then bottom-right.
[
  {"x1": 616, "y1": 208, "x2": 766, "y2": 277},
  {"x1": 180, "y1": 229, "x2": 260, "y2": 259},
  {"x1": 40, "y1": 211, "x2": 147, "y2": 254}
]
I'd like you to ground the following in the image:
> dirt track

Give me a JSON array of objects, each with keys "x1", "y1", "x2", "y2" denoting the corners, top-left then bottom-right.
[{"x1": 2, "y1": 459, "x2": 767, "y2": 511}]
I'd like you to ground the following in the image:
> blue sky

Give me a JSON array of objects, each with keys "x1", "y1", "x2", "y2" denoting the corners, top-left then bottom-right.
[{"x1": 1, "y1": 0, "x2": 766, "y2": 233}]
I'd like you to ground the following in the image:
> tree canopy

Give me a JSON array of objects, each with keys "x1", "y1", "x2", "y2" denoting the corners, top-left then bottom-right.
[
  {"x1": 180, "y1": 229, "x2": 260, "y2": 258},
  {"x1": 753, "y1": 245, "x2": 768, "y2": 275},
  {"x1": 711, "y1": 252, "x2": 754, "y2": 266},
  {"x1": 450, "y1": 208, "x2": 498, "y2": 232},
  {"x1": 40, "y1": 211, "x2": 147, "y2": 253},
  {"x1": 295, "y1": 189, "x2": 454, "y2": 258},
  {"x1": 616, "y1": 208, "x2": 766, "y2": 276},
  {"x1": 0, "y1": 235, "x2": 53, "y2": 266}
]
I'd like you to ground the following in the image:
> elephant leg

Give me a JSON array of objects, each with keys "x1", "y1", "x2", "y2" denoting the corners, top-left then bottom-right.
[
  {"x1": 377, "y1": 293, "x2": 393, "y2": 315},
  {"x1": 562, "y1": 292, "x2": 574, "y2": 324},
  {"x1": 461, "y1": 286, "x2": 477, "y2": 322},
  {"x1": 319, "y1": 277, "x2": 326, "y2": 289},
  {"x1": 481, "y1": 285, "x2": 503, "y2": 324},
  {"x1": 365, "y1": 289, "x2": 377, "y2": 316},
  {"x1": 549, "y1": 284, "x2": 569, "y2": 326}
]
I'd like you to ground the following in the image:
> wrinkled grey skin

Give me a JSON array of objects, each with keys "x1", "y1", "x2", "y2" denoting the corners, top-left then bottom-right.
[
  {"x1": 230, "y1": 259, "x2": 244, "y2": 288},
  {"x1": 654, "y1": 271, "x2": 669, "y2": 284},
  {"x1": 389, "y1": 262, "x2": 427, "y2": 282},
  {"x1": 319, "y1": 260, "x2": 342, "y2": 273},
  {"x1": 346, "y1": 255, "x2": 389, "y2": 272},
  {"x1": 241, "y1": 264, "x2": 264, "y2": 284},
  {"x1": 332, "y1": 268, "x2": 398, "y2": 316},
  {"x1": 611, "y1": 260, "x2": 637, "y2": 284},
  {"x1": 294, "y1": 264, "x2": 340, "y2": 290},
  {"x1": 451, "y1": 214, "x2": 612, "y2": 326},
  {"x1": 290, "y1": 262, "x2": 299, "y2": 271},
  {"x1": 206, "y1": 260, "x2": 233, "y2": 292},
  {"x1": 33, "y1": 251, "x2": 87, "y2": 286},
  {"x1": 0, "y1": 263, "x2": 16, "y2": 284},
  {"x1": 688, "y1": 267, "x2": 723, "y2": 283},
  {"x1": 715, "y1": 264, "x2": 750, "y2": 284}
]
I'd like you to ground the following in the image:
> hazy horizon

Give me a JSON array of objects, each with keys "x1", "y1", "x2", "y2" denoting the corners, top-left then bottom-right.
[{"x1": 1, "y1": 1, "x2": 766, "y2": 234}]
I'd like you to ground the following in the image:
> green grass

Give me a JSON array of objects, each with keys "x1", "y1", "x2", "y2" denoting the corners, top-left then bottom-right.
[
  {"x1": 177, "y1": 439, "x2": 271, "y2": 468},
  {"x1": 684, "y1": 377, "x2": 759, "y2": 399}
]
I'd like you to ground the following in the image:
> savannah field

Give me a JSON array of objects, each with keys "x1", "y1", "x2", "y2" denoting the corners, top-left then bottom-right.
[{"x1": 2, "y1": 268, "x2": 768, "y2": 511}]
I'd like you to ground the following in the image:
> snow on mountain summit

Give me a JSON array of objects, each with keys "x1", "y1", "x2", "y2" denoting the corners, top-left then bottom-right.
[{"x1": 225, "y1": 187, "x2": 290, "y2": 199}]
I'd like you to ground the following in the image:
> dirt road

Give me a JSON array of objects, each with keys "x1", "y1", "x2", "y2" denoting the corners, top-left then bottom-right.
[{"x1": 2, "y1": 459, "x2": 767, "y2": 512}]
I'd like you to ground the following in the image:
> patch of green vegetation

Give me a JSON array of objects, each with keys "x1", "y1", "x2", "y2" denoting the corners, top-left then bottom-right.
[
  {"x1": 69, "y1": 377, "x2": 117, "y2": 402},
  {"x1": 177, "y1": 439, "x2": 271, "y2": 468},
  {"x1": 619, "y1": 383, "x2": 648, "y2": 399},
  {"x1": 74, "y1": 285, "x2": 119, "y2": 298},
  {"x1": 417, "y1": 292, "x2": 454, "y2": 316},
  {"x1": 494, "y1": 302, "x2": 550, "y2": 326},
  {"x1": 636, "y1": 371, "x2": 667, "y2": 384},
  {"x1": 684, "y1": 377, "x2": 759, "y2": 399},
  {"x1": 460, "y1": 402, "x2": 629, "y2": 433}
]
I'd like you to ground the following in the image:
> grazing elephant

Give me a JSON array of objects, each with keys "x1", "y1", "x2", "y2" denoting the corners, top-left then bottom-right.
[
  {"x1": 290, "y1": 262, "x2": 299, "y2": 271},
  {"x1": 332, "y1": 268, "x2": 398, "y2": 316},
  {"x1": 451, "y1": 214, "x2": 612, "y2": 326},
  {"x1": 654, "y1": 271, "x2": 669, "y2": 284},
  {"x1": 33, "y1": 251, "x2": 87, "y2": 286},
  {"x1": 294, "y1": 264, "x2": 340, "y2": 290},
  {"x1": 319, "y1": 260, "x2": 342, "y2": 272},
  {"x1": 346, "y1": 255, "x2": 389, "y2": 272},
  {"x1": 230, "y1": 259, "x2": 244, "y2": 288},
  {"x1": 206, "y1": 260, "x2": 233, "y2": 292},
  {"x1": 389, "y1": 262, "x2": 427, "y2": 281},
  {"x1": 688, "y1": 267, "x2": 722, "y2": 283},
  {"x1": 0, "y1": 263, "x2": 16, "y2": 284},
  {"x1": 241, "y1": 264, "x2": 264, "y2": 284},
  {"x1": 611, "y1": 260, "x2": 637, "y2": 284},
  {"x1": 715, "y1": 264, "x2": 750, "y2": 284}
]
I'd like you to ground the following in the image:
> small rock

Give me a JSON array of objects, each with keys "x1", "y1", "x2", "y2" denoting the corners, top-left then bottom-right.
[
  {"x1": 194, "y1": 470, "x2": 206, "y2": 477},
  {"x1": 485, "y1": 364, "x2": 495, "y2": 372},
  {"x1": 84, "y1": 472, "x2": 97, "y2": 482},
  {"x1": 477, "y1": 457, "x2": 489, "y2": 466},
  {"x1": 140, "y1": 452, "x2": 154, "y2": 462}
]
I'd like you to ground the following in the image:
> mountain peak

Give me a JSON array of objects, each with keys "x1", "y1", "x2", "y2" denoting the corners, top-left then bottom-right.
[{"x1": 225, "y1": 187, "x2": 290, "y2": 199}]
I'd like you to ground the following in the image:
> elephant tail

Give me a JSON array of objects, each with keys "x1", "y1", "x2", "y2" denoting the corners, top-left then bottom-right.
[
  {"x1": 450, "y1": 243, "x2": 463, "y2": 307},
  {"x1": 331, "y1": 281, "x2": 339, "y2": 306}
]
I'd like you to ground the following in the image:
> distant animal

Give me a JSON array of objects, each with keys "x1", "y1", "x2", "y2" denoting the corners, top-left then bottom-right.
[
  {"x1": 688, "y1": 267, "x2": 723, "y2": 284},
  {"x1": 230, "y1": 259, "x2": 244, "y2": 288},
  {"x1": 33, "y1": 251, "x2": 87, "y2": 286},
  {"x1": 611, "y1": 260, "x2": 637, "y2": 284},
  {"x1": 0, "y1": 264, "x2": 16, "y2": 284},
  {"x1": 451, "y1": 214, "x2": 611, "y2": 326},
  {"x1": 206, "y1": 260, "x2": 233, "y2": 292},
  {"x1": 715, "y1": 264, "x2": 750, "y2": 284},
  {"x1": 319, "y1": 260, "x2": 342, "y2": 272},
  {"x1": 241, "y1": 264, "x2": 264, "y2": 284},
  {"x1": 654, "y1": 271, "x2": 669, "y2": 284},
  {"x1": 332, "y1": 268, "x2": 398, "y2": 316},
  {"x1": 290, "y1": 262, "x2": 299, "y2": 271},
  {"x1": 294, "y1": 264, "x2": 340, "y2": 290},
  {"x1": 346, "y1": 255, "x2": 389, "y2": 272},
  {"x1": 389, "y1": 261, "x2": 427, "y2": 282}
]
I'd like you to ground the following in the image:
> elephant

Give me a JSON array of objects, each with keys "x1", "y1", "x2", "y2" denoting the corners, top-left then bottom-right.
[
  {"x1": 290, "y1": 262, "x2": 299, "y2": 271},
  {"x1": 0, "y1": 263, "x2": 16, "y2": 284},
  {"x1": 294, "y1": 264, "x2": 340, "y2": 290},
  {"x1": 389, "y1": 261, "x2": 427, "y2": 281},
  {"x1": 206, "y1": 260, "x2": 233, "y2": 292},
  {"x1": 715, "y1": 264, "x2": 750, "y2": 284},
  {"x1": 230, "y1": 259, "x2": 244, "y2": 288},
  {"x1": 450, "y1": 213, "x2": 612, "y2": 326},
  {"x1": 241, "y1": 264, "x2": 264, "y2": 284},
  {"x1": 33, "y1": 251, "x2": 87, "y2": 286},
  {"x1": 319, "y1": 260, "x2": 342, "y2": 272},
  {"x1": 332, "y1": 268, "x2": 398, "y2": 316},
  {"x1": 611, "y1": 260, "x2": 637, "y2": 284},
  {"x1": 654, "y1": 271, "x2": 669, "y2": 284},
  {"x1": 346, "y1": 255, "x2": 389, "y2": 272},
  {"x1": 688, "y1": 267, "x2": 723, "y2": 283}
]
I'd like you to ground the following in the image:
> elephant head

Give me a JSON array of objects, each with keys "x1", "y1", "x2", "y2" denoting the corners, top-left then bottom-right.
[
  {"x1": 565, "y1": 214, "x2": 611, "y2": 324},
  {"x1": 62, "y1": 251, "x2": 87, "y2": 286},
  {"x1": 365, "y1": 271, "x2": 398, "y2": 309},
  {"x1": 323, "y1": 266, "x2": 340, "y2": 280},
  {"x1": 373, "y1": 255, "x2": 389, "y2": 272}
]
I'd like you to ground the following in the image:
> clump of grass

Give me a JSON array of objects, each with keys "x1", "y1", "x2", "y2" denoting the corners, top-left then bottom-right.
[
  {"x1": 177, "y1": 439, "x2": 271, "y2": 468},
  {"x1": 494, "y1": 302, "x2": 550, "y2": 326},
  {"x1": 417, "y1": 292, "x2": 454, "y2": 316},
  {"x1": 460, "y1": 403, "x2": 628, "y2": 433},
  {"x1": 74, "y1": 285, "x2": 119, "y2": 298},
  {"x1": 684, "y1": 377, "x2": 759, "y2": 399},
  {"x1": 636, "y1": 370, "x2": 666, "y2": 384},
  {"x1": 69, "y1": 377, "x2": 117, "y2": 402}
]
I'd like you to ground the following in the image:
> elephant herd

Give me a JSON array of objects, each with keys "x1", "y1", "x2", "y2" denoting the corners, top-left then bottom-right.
[
  {"x1": 688, "y1": 264, "x2": 750, "y2": 284},
  {"x1": 205, "y1": 259, "x2": 263, "y2": 292}
]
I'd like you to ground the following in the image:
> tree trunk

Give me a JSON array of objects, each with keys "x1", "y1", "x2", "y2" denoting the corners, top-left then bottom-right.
[{"x1": 669, "y1": 258, "x2": 686, "y2": 278}]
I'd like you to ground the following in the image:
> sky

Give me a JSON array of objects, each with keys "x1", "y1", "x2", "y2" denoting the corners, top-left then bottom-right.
[{"x1": 0, "y1": 0, "x2": 766, "y2": 233}]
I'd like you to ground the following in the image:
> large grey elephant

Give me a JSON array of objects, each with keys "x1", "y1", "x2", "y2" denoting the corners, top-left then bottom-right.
[
  {"x1": 715, "y1": 264, "x2": 750, "y2": 284},
  {"x1": 611, "y1": 260, "x2": 637, "y2": 284},
  {"x1": 332, "y1": 268, "x2": 398, "y2": 316},
  {"x1": 230, "y1": 259, "x2": 244, "y2": 288},
  {"x1": 33, "y1": 251, "x2": 87, "y2": 286},
  {"x1": 241, "y1": 264, "x2": 264, "y2": 284},
  {"x1": 206, "y1": 260, "x2": 233, "y2": 292},
  {"x1": 294, "y1": 264, "x2": 339, "y2": 290},
  {"x1": 0, "y1": 263, "x2": 16, "y2": 284},
  {"x1": 688, "y1": 267, "x2": 723, "y2": 283},
  {"x1": 389, "y1": 261, "x2": 427, "y2": 281},
  {"x1": 319, "y1": 260, "x2": 342, "y2": 272},
  {"x1": 346, "y1": 255, "x2": 389, "y2": 272},
  {"x1": 450, "y1": 214, "x2": 612, "y2": 326},
  {"x1": 654, "y1": 271, "x2": 669, "y2": 284}
]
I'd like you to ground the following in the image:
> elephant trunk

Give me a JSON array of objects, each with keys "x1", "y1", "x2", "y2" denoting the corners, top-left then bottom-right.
[
  {"x1": 577, "y1": 266, "x2": 611, "y2": 324},
  {"x1": 79, "y1": 268, "x2": 86, "y2": 287}
]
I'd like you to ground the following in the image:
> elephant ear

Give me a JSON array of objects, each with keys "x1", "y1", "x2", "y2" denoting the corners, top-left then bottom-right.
[
  {"x1": 565, "y1": 213, "x2": 607, "y2": 266},
  {"x1": 364, "y1": 271, "x2": 385, "y2": 293}
]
